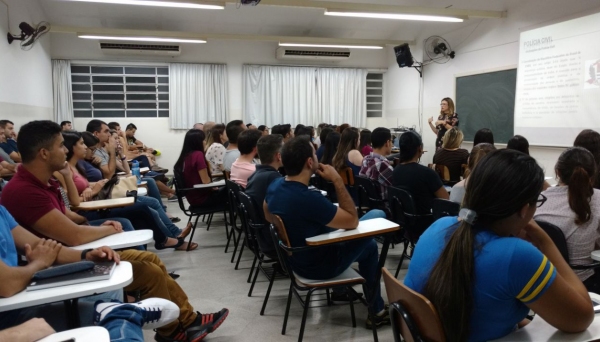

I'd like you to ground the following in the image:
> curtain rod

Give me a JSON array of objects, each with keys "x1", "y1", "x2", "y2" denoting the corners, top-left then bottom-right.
[{"x1": 244, "y1": 63, "x2": 387, "y2": 73}]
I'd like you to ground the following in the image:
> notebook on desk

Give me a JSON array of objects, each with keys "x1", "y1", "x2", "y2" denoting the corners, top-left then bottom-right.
[{"x1": 27, "y1": 261, "x2": 116, "y2": 291}]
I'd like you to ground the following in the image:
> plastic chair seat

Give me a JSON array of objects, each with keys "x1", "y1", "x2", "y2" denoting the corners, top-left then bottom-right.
[{"x1": 294, "y1": 268, "x2": 365, "y2": 288}]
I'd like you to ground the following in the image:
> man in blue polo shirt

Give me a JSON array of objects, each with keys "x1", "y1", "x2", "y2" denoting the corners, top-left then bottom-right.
[{"x1": 264, "y1": 136, "x2": 390, "y2": 329}]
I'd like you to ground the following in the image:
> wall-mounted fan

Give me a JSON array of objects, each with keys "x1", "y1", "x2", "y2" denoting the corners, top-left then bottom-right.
[
  {"x1": 7, "y1": 21, "x2": 50, "y2": 51},
  {"x1": 423, "y1": 35, "x2": 455, "y2": 64}
]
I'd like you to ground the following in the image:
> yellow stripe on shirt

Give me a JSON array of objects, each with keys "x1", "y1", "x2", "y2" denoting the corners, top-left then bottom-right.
[
  {"x1": 517, "y1": 256, "x2": 548, "y2": 300},
  {"x1": 521, "y1": 263, "x2": 555, "y2": 303}
]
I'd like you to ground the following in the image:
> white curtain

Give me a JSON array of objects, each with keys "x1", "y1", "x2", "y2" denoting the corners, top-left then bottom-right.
[
  {"x1": 243, "y1": 65, "x2": 318, "y2": 127},
  {"x1": 243, "y1": 65, "x2": 367, "y2": 127},
  {"x1": 317, "y1": 68, "x2": 367, "y2": 128},
  {"x1": 169, "y1": 63, "x2": 228, "y2": 129},
  {"x1": 52, "y1": 60, "x2": 74, "y2": 125}
]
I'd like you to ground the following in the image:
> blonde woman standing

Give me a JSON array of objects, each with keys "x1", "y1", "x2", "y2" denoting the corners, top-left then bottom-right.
[{"x1": 428, "y1": 97, "x2": 459, "y2": 150}]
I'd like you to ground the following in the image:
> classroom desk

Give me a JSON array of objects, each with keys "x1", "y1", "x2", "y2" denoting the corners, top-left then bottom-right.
[
  {"x1": 0, "y1": 262, "x2": 133, "y2": 312},
  {"x1": 493, "y1": 313, "x2": 600, "y2": 341},
  {"x1": 140, "y1": 167, "x2": 150, "y2": 174},
  {"x1": 38, "y1": 327, "x2": 109, "y2": 342},
  {"x1": 193, "y1": 180, "x2": 226, "y2": 188},
  {"x1": 305, "y1": 218, "x2": 399, "y2": 342},
  {"x1": 73, "y1": 197, "x2": 135, "y2": 211},
  {"x1": 71, "y1": 230, "x2": 153, "y2": 251}
]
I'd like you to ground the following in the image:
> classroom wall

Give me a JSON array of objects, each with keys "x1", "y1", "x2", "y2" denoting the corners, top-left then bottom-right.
[
  {"x1": 0, "y1": 0, "x2": 53, "y2": 127},
  {"x1": 383, "y1": 0, "x2": 600, "y2": 180},
  {"x1": 52, "y1": 35, "x2": 389, "y2": 169}
]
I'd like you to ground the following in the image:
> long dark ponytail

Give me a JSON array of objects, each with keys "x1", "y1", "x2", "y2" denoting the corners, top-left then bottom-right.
[
  {"x1": 555, "y1": 147, "x2": 596, "y2": 224},
  {"x1": 423, "y1": 149, "x2": 544, "y2": 341}
]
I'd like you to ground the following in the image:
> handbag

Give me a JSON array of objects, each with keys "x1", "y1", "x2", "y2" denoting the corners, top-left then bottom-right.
[
  {"x1": 92, "y1": 176, "x2": 119, "y2": 200},
  {"x1": 111, "y1": 176, "x2": 139, "y2": 199}
]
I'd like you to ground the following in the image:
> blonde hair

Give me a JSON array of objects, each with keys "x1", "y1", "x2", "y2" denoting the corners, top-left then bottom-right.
[
  {"x1": 440, "y1": 97, "x2": 455, "y2": 117},
  {"x1": 442, "y1": 127, "x2": 463, "y2": 149}
]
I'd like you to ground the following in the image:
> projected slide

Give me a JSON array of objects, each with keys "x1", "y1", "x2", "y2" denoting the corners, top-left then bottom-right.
[{"x1": 514, "y1": 11, "x2": 600, "y2": 146}]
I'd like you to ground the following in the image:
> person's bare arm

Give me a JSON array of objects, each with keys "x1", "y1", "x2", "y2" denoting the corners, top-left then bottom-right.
[
  {"x1": 99, "y1": 140, "x2": 117, "y2": 178},
  {"x1": 0, "y1": 318, "x2": 55, "y2": 341},
  {"x1": 427, "y1": 117, "x2": 439, "y2": 135},
  {"x1": 9, "y1": 151, "x2": 21, "y2": 163},
  {"x1": 523, "y1": 221, "x2": 593, "y2": 332},
  {"x1": 53, "y1": 165, "x2": 81, "y2": 206},
  {"x1": 434, "y1": 186, "x2": 449, "y2": 200},
  {"x1": 32, "y1": 209, "x2": 119, "y2": 246},
  {"x1": 348, "y1": 150, "x2": 363, "y2": 166},
  {"x1": 316, "y1": 164, "x2": 359, "y2": 229},
  {"x1": 542, "y1": 180, "x2": 551, "y2": 191},
  {"x1": 1, "y1": 161, "x2": 15, "y2": 172},
  {"x1": 198, "y1": 168, "x2": 212, "y2": 184}
]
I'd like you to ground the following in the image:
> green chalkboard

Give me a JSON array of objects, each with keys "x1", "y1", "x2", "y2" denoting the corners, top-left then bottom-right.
[{"x1": 456, "y1": 69, "x2": 517, "y2": 144}]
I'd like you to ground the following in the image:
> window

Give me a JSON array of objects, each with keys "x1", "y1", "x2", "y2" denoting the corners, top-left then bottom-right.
[
  {"x1": 71, "y1": 65, "x2": 169, "y2": 118},
  {"x1": 366, "y1": 72, "x2": 383, "y2": 118}
]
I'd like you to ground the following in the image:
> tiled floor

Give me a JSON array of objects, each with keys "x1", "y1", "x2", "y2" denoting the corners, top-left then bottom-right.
[{"x1": 143, "y1": 199, "x2": 409, "y2": 342}]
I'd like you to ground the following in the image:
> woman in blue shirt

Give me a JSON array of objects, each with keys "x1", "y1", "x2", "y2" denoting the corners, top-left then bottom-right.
[{"x1": 404, "y1": 149, "x2": 593, "y2": 341}]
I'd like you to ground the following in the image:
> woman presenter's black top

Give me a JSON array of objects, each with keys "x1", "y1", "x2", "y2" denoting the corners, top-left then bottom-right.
[{"x1": 435, "y1": 112, "x2": 459, "y2": 149}]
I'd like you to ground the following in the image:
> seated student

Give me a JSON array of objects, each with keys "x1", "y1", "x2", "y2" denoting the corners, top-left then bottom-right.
[
  {"x1": 223, "y1": 120, "x2": 246, "y2": 171},
  {"x1": 245, "y1": 134, "x2": 284, "y2": 255},
  {"x1": 0, "y1": 121, "x2": 229, "y2": 342},
  {"x1": 392, "y1": 131, "x2": 449, "y2": 215},
  {"x1": 257, "y1": 125, "x2": 269, "y2": 136},
  {"x1": 359, "y1": 127, "x2": 393, "y2": 201},
  {"x1": 246, "y1": 123, "x2": 257, "y2": 130},
  {"x1": 313, "y1": 123, "x2": 327, "y2": 148},
  {"x1": 507, "y1": 135, "x2": 530, "y2": 155},
  {"x1": 124, "y1": 123, "x2": 163, "y2": 163},
  {"x1": 332, "y1": 127, "x2": 362, "y2": 176},
  {"x1": 0, "y1": 120, "x2": 20, "y2": 162},
  {"x1": 534, "y1": 147, "x2": 600, "y2": 291},
  {"x1": 473, "y1": 128, "x2": 494, "y2": 146},
  {"x1": 359, "y1": 129, "x2": 373, "y2": 157},
  {"x1": 404, "y1": 149, "x2": 593, "y2": 341},
  {"x1": 231, "y1": 129, "x2": 262, "y2": 188},
  {"x1": 264, "y1": 136, "x2": 390, "y2": 329},
  {"x1": 193, "y1": 122, "x2": 204, "y2": 130},
  {"x1": 205, "y1": 124, "x2": 228, "y2": 176},
  {"x1": 60, "y1": 120, "x2": 72, "y2": 131},
  {"x1": 432, "y1": 127, "x2": 469, "y2": 182},
  {"x1": 271, "y1": 124, "x2": 294, "y2": 143},
  {"x1": 86, "y1": 120, "x2": 119, "y2": 179},
  {"x1": 449, "y1": 143, "x2": 495, "y2": 204},
  {"x1": 316, "y1": 127, "x2": 333, "y2": 161},
  {"x1": 319, "y1": 131, "x2": 340, "y2": 166},
  {"x1": 175, "y1": 129, "x2": 227, "y2": 206},
  {"x1": 337, "y1": 123, "x2": 350, "y2": 134},
  {"x1": 574, "y1": 129, "x2": 600, "y2": 189}
]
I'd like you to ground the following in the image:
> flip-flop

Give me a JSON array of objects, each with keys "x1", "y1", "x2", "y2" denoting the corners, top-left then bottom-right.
[
  {"x1": 178, "y1": 223, "x2": 193, "y2": 239},
  {"x1": 155, "y1": 237, "x2": 186, "y2": 250},
  {"x1": 176, "y1": 241, "x2": 198, "y2": 251},
  {"x1": 170, "y1": 217, "x2": 181, "y2": 223}
]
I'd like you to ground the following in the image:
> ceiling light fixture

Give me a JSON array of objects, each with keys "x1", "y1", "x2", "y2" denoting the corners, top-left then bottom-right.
[
  {"x1": 65, "y1": 0, "x2": 224, "y2": 10},
  {"x1": 279, "y1": 42, "x2": 383, "y2": 50},
  {"x1": 78, "y1": 34, "x2": 206, "y2": 43},
  {"x1": 325, "y1": 10, "x2": 464, "y2": 23}
]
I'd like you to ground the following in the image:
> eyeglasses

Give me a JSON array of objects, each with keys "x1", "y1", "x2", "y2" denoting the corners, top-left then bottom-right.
[{"x1": 535, "y1": 193, "x2": 547, "y2": 208}]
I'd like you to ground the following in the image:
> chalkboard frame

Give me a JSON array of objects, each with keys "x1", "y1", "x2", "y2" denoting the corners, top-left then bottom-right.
[{"x1": 454, "y1": 65, "x2": 517, "y2": 145}]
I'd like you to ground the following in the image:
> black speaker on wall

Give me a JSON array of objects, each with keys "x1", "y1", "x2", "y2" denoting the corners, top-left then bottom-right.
[{"x1": 394, "y1": 43, "x2": 414, "y2": 68}]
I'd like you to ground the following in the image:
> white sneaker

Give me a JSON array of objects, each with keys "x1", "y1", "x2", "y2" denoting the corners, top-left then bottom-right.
[{"x1": 94, "y1": 298, "x2": 180, "y2": 330}]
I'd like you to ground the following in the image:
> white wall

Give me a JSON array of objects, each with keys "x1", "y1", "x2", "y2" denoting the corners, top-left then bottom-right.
[
  {"x1": 52, "y1": 35, "x2": 389, "y2": 169},
  {"x1": 0, "y1": 0, "x2": 53, "y2": 127},
  {"x1": 383, "y1": 0, "x2": 600, "y2": 180}
]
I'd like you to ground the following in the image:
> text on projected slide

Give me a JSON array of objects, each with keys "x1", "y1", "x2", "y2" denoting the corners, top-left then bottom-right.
[{"x1": 514, "y1": 11, "x2": 600, "y2": 146}]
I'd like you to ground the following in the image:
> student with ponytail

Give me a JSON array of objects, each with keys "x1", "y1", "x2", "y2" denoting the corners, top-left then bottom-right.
[
  {"x1": 535, "y1": 147, "x2": 600, "y2": 292},
  {"x1": 404, "y1": 149, "x2": 593, "y2": 341}
]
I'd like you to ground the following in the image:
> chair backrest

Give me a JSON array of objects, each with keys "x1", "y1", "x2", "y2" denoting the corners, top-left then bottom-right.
[
  {"x1": 382, "y1": 267, "x2": 446, "y2": 342},
  {"x1": 223, "y1": 170, "x2": 231, "y2": 180},
  {"x1": 225, "y1": 179, "x2": 244, "y2": 225},
  {"x1": 535, "y1": 220, "x2": 570, "y2": 263},
  {"x1": 387, "y1": 186, "x2": 432, "y2": 244},
  {"x1": 338, "y1": 167, "x2": 355, "y2": 186},
  {"x1": 238, "y1": 192, "x2": 275, "y2": 256},
  {"x1": 431, "y1": 199, "x2": 460, "y2": 221},
  {"x1": 271, "y1": 214, "x2": 291, "y2": 248},
  {"x1": 428, "y1": 164, "x2": 450, "y2": 182},
  {"x1": 172, "y1": 168, "x2": 193, "y2": 212},
  {"x1": 354, "y1": 175, "x2": 385, "y2": 216}
]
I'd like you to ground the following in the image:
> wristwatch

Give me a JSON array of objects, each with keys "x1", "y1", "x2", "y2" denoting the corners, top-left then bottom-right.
[{"x1": 81, "y1": 248, "x2": 93, "y2": 260}]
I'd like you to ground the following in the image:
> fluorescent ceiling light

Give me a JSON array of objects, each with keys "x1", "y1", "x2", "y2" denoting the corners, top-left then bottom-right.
[
  {"x1": 65, "y1": 0, "x2": 224, "y2": 10},
  {"x1": 325, "y1": 10, "x2": 463, "y2": 22},
  {"x1": 279, "y1": 42, "x2": 383, "y2": 50},
  {"x1": 78, "y1": 34, "x2": 206, "y2": 43}
]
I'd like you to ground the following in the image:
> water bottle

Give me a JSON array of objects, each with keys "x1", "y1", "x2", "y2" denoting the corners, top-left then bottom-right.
[{"x1": 132, "y1": 160, "x2": 141, "y2": 185}]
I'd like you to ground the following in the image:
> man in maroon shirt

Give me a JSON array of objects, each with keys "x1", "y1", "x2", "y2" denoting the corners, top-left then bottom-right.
[{"x1": 1, "y1": 121, "x2": 229, "y2": 342}]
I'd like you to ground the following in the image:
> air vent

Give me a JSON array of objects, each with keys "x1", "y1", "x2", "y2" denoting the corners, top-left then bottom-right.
[
  {"x1": 276, "y1": 47, "x2": 351, "y2": 61},
  {"x1": 283, "y1": 49, "x2": 351, "y2": 58},
  {"x1": 99, "y1": 43, "x2": 181, "y2": 56}
]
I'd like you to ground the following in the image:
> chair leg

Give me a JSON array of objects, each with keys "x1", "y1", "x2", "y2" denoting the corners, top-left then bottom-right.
[
  {"x1": 394, "y1": 241, "x2": 410, "y2": 278},
  {"x1": 206, "y1": 213, "x2": 214, "y2": 231},
  {"x1": 230, "y1": 228, "x2": 243, "y2": 263},
  {"x1": 282, "y1": 283, "x2": 293, "y2": 334},
  {"x1": 247, "y1": 254, "x2": 258, "y2": 283},
  {"x1": 186, "y1": 216, "x2": 201, "y2": 252},
  {"x1": 261, "y1": 268, "x2": 277, "y2": 315},
  {"x1": 235, "y1": 239, "x2": 246, "y2": 270},
  {"x1": 298, "y1": 289, "x2": 314, "y2": 342},
  {"x1": 326, "y1": 288, "x2": 332, "y2": 306},
  {"x1": 224, "y1": 219, "x2": 234, "y2": 253},
  {"x1": 248, "y1": 258, "x2": 262, "y2": 297},
  {"x1": 349, "y1": 287, "x2": 357, "y2": 328}
]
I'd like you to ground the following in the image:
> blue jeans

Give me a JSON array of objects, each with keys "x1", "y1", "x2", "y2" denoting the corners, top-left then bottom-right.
[
  {"x1": 303, "y1": 209, "x2": 387, "y2": 312},
  {"x1": 141, "y1": 177, "x2": 166, "y2": 210},
  {"x1": 136, "y1": 196, "x2": 181, "y2": 237},
  {"x1": 97, "y1": 303, "x2": 146, "y2": 342}
]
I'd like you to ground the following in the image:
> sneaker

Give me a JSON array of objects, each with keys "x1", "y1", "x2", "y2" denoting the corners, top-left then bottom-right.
[
  {"x1": 331, "y1": 290, "x2": 364, "y2": 303},
  {"x1": 167, "y1": 177, "x2": 174, "y2": 188},
  {"x1": 365, "y1": 304, "x2": 391, "y2": 329},
  {"x1": 154, "y1": 325, "x2": 188, "y2": 342},
  {"x1": 152, "y1": 166, "x2": 169, "y2": 174},
  {"x1": 185, "y1": 309, "x2": 229, "y2": 342},
  {"x1": 94, "y1": 298, "x2": 180, "y2": 330},
  {"x1": 168, "y1": 195, "x2": 179, "y2": 202}
]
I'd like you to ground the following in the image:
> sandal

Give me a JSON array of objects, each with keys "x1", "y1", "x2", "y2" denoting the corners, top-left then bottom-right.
[
  {"x1": 170, "y1": 216, "x2": 181, "y2": 223},
  {"x1": 178, "y1": 223, "x2": 193, "y2": 239},
  {"x1": 155, "y1": 237, "x2": 185, "y2": 250},
  {"x1": 176, "y1": 241, "x2": 198, "y2": 251}
]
